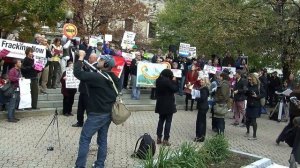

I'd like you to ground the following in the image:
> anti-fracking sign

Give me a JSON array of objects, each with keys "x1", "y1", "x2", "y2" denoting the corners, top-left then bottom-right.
[{"x1": 0, "y1": 39, "x2": 46, "y2": 59}]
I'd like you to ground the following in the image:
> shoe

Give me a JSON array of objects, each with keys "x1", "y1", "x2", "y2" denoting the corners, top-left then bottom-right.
[
  {"x1": 14, "y1": 118, "x2": 20, "y2": 121},
  {"x1": 194, "y1": 137, "x2": 205, "y2": 142},
  {"x1": 41, "y1": 91, "x2": 47, "y2": 94},
  {"x1": 7, "y1": 119, "x2": 18, "y2": 123},
  {"x1": 157, "y1": 138, "x2": 162, "y2": 144},
  {"x1": 162, "y1": 140, "x2": 171, "y2": 146},
  {"x1": 248, "y1": 137, "x2": 257, "y2": 140},
  {"x1": 72, "y1": 123, "x2": 83, "y2": 127},
  {"x1": 63, "y1": 113, "x2": 69, "y2": 117},
  {"x1": 276, "y1": 138, "x2": 280, "y2": 145},
  {"x1": 212, "y1": 128, "x2": 218, "y2": 132},
  {"x1": 231, "y1": 123, "x2": 239, "y2": 126},
  {"x1": 244, "y1": 133, "x2": 250, "y2": 137},
  {"x1": 68, "y1": 113, "x2": 74, "y2": 116}
]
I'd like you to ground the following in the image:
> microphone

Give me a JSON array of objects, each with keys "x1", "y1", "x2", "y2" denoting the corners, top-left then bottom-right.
[{"x1": 83, "y1": 60, "x2": 97, "y2": 72}]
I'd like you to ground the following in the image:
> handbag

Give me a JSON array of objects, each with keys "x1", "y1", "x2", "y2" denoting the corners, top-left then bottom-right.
[
  {"x1": 213, "y1": 103, "x2": 227, "y2": 116},
  {"x1": 93, "y1": 66, "x2": 131, "y2": 125},
  {"x1": 0, "y1": 82, "x2": 14, "y2": 97}
]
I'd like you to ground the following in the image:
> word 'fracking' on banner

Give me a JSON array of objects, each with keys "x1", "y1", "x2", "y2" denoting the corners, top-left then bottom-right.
[{"x1": 1, "y1": 40, "x2": 44, "y2": 54}]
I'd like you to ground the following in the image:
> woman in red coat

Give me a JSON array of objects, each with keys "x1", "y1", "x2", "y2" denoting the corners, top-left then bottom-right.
[{"x1": 184, "y1": 64, "x2": 200, "y2": 111}]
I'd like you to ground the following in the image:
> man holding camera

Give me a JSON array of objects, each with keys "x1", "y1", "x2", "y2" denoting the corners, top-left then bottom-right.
[{"x1": 73, "y1": 50, "x2": 119, "y2": 168}]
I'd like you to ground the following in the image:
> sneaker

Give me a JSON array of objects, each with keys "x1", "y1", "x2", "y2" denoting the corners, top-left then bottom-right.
[
  {"x1": 7, "y1": 119, "x2": 18, "y2": 123},
  {"x1": 72, "y1": 123, "x2": 83, "y2": 127},
  {"x1": 194, "y1": 137, "x2": 205, "y2": 142},
  {"x1": 276, "y1": 138, "x2": 280, "y2": 145},
  {"x1": 248, "y1": 137, "x2": 257, "y2": 140}
]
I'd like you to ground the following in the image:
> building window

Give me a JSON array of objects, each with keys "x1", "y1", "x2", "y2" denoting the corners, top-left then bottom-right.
[
  {"x1": 148, "y1": 22, "x2": 156, "y2": 38},
  {"x1": 125, "y1": 19, "x2": 133, "y2": 31}
]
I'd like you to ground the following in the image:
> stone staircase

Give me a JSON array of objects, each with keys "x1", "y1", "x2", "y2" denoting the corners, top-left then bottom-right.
[{"x1": 0, "y1": 88, "x2": 187, "y2": 119}]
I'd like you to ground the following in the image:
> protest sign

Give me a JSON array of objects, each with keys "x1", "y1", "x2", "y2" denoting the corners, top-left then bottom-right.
[
  {"x1": 203, "y1": 65, "x2": 217, "y2": 74},
  {"x1": 222, "y1": 66, "x2": 236, "y2": 75},
  {"x1": 136, "y1": 62, "x2": 169, "y2": 87},
  {"x1": 63, "y1": 23, "x2": 78, "y2": 39},
  {"x1": 198, "y1": 70, "x2": 209, "y2": 79},
  {"x1": 121, "y1": 31, "x2": 136, "y2": 49},
  {"x1": 18, "y1": 78, "x2": 32, "y2": 109},
  {"x1": 0, "y1": 39, "x2": 46, "y2": 59},
  {"x1": 105, "y1": 34, "x2": 113, "y2": 42},
  {"x1": 111, "y1": 56, "x2": 125, "y2": 78},
  {"x1": 66, "y1": 67, "x2": 80, "y2": 88},
  {"x1": 179, "y1": 43, "x2": 190, "y2": 57},
  {"x1": 189, "y1": 47, "x2": 197, "y2": 58},
  {"x1": 171, "y1": 69, "x2": 182, "y2": 78},
  {"x1": 89, "y1": 36, "x2": 104, "y2": 47},
  {"x1": 122, "y1": 52, "x2": 135, "y2": 62}
]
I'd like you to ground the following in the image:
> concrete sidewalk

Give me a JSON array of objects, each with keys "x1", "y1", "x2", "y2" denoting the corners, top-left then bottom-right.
[{"x1": 0, "y1": 110, "x2": 295, "y2": 168}]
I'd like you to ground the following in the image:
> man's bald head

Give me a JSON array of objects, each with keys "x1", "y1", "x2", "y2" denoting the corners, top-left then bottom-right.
[{"x1": 89, "y1": 53, "x2": 98, "y2": 64}]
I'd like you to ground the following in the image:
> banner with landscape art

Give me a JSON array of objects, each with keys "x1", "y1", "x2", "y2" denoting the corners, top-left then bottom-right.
[{"x1": 136, "y1": 62, "x2": 169, "y2": 87}]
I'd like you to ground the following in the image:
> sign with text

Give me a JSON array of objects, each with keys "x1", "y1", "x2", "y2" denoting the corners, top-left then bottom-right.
[
  {"x1": 89, "y1": 35, "x2": 104, "y2": 48},
  {"x1": 222, "y1": 66, "x2": 236, "y2": 75},
  {"x1": 111, "y1": 56, "x2": 125, "y2": 78},
  {"x1": 121, "y1": 31, "x2": 136, "y2": 49},
  {"x1": 63, "y1": 23, "x2": 78, "y2": 39},
  {"x1": 136, "y1": 62, "x2": 169, "y2": 87},
  {"x1": 171, "y1": 69, "x2": 182, "y2": 78},
  {"x1": 0, "y1": 39, "x2": 46, "y2": 59},
  {"x1": 189, "y1": 47, "x2": 197, "y2": 58},
  {"x1": 179, "y1": 43, "x2": 190, "y2": 57},
  {"x1": 198, "y1": 70, "x2": 209, "y2": 79},
  {"x1": 105, "y1": 34, "x2": 113, "y2": 42},
  {"x1": 66, "y1": 67, "x2": 80, "y2": 88},
  {"x1": 203, "y1": 65, "x2": 217, "y2": 74}
]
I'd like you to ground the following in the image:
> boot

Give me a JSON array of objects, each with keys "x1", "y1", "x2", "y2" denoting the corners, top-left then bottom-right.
[
  {"x1": 157, "y1": 138, "x2": 162, "y2": 144},
  {"x1": 185, "y1": 105, "x2": 188, "y2": 111},
  {"x1": 162, "y1": 140, "x2": 171, "y2": 146}
]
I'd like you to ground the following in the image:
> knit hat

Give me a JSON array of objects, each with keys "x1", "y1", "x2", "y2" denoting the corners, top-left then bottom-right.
[{"x1": 99, "y1": 55, "x2": 115, "y2": 68}]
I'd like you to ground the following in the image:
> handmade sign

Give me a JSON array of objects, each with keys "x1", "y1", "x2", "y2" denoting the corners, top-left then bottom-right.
[
  {"x1": 203, "y1": 65, "x2": 217, "y2": 74},
  {"x1": 179, "y1": 43, "x2": 190, "y2": 57},
  {"x1": 105, "y1": 34, "x2": 113, "y2": 42},
  {"x1": 63, "y1": 23, "x2": 78, "y2": 39},
  {"x1": 198, "y1": 70, "x2": 209, "y2": 79},
  {"x1": 171, "y1": 69, "x2": 182, "y2": 78},
  {"x1": 18, "y1": 78, "x2": 32, "y2": 109},
  {"x1": 222, "y1": 66, "x2": 236, "y2": 75},
  {"x1": 136, "y1": 62, "x2": 169, "y2": 87},
  {"x1": 121, "y1": 31, "x2": 136, "y2": 49},
  {"x1": 0, "y1": 39, "x2": 46, "y2": 59},
  {"x1": 66, "y1": 67, "x2": 80, "y2": 88},
  {"x1": 111, "y1": 56, "x2": 125, "y2": 78},
  {"x1": 89, "y1": 36, "x2": 104, "y2": 48},
  {"x1": 189, "y1": 47, "x2": 197, "y2": 58}
]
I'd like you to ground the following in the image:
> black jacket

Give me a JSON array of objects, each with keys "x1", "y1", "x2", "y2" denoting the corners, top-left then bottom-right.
[
  {"x1": 197, "y1": 87, "x2": 209, "y2": 110},
  {"x1": 155, "y1": 76, "x2": 178, "y2": 115},
  {"x1": 74, "y1": 61, "x2": 119, "y2": 114},
  {"x1": 21, "y1": 57, "x2": 38, "y2": 79},
  {"x1": 246, "y1": 84, "x2": 263, "y2": 108},
  {"x1": 130, "y1": 59, "x2": 138, "y2": 76},
  {"x1": 233, "y1": 78, "x2": 248, "y2": 101}
]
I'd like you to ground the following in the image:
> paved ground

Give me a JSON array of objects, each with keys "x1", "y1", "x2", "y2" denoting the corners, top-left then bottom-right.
[{"x1": 0, "y1": 110, "x2": 295, "y2": 168}]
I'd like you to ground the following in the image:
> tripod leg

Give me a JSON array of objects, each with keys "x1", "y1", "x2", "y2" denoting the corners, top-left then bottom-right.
[
  {"x1": 278, "y1": 101, "x2": 283, "y2": 121},
  {"x1": 35, "y1": 115, "x2": 56, "y2": 148},
  {"x1": 270, "y1": 102, "x2": 279, "y2": 117},
  {"x1": 55, "y1": 115, "x2": 61, "y2": 151}
]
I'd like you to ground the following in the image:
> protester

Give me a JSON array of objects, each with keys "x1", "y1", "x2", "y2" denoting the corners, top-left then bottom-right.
[
  {"x1": 184, "y1": 64, "x2": 199, "y2": 111},
  {"x1": 194, "y1": 77, "x2": 210, "y2": 142},
  {"x1": 48, "y1": 38, "x2": 62, "y2": 89},
  {"x1": 214, "y1": 72, "x2": 230, "y2": 134},
  {"x1": 39, "y1": 37, "x2": 51, "y2": 94},
  {"x1": 32, "y1": 33, "x2": 42, "y2": 44},
  {"x1": 79, "y1": 36, "x2": 93, "y2": 59},
  {"x1": 72, "y1": 53, "x2": 98, "y2": 127},
  {"x1": 150, "y1": 49, "x2": 164, "y2": 100},
  {"x1": 222, "y1": 51, "x2": 235, "y2": 67},
  {"x1": 21, "y1": 47, "x2": 39, "y2": 109},
  {"x1": 290, "y1": 117, "x2": 300, "y2": 166},
  {"x1": 94, "y1": 42, "x2": 103, "y2": 56},
  {"x1": 259, "y1": 68, "x2": 268, "y2": 114},
  {"x1": 60, "y1": 61, "x2": 77, "y2": 116},
  {"x1": 232, "y1": 70, "x2": 248, "y2": 126},
  {"x1": 74, "y1": 50, "x2": 119, "y2": 168},
  {"x1": 178, "y1": 57, "x2": 188, "y2": 96},
  {"x1": 269, "y1": 71, "x2": 281, "y2": 107},
  {"x1": 155, "y1": 69, "x2": 178, "y2": 146},
  {"x1": 6, "y1": 59, "x2": 22, "y2": 122},
  {"x1": 130, "y1": 52, "x2": 142, "y2": 100},
  {"x1": 245, "y1": 74, "x2": 264, "y2": 140}
]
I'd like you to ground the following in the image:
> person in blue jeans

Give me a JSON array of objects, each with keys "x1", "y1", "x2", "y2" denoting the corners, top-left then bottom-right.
[
  {"x1": 130, "y1": 52, "x2": 142, "y2": 100},
  {"x1": 74, "y1": 51, "x2": 119, "y2": 168}
]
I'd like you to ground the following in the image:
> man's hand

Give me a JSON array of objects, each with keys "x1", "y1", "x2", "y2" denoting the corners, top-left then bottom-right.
[{"x1": 78, "y1": 50, "x2": 86, "y2": 61}]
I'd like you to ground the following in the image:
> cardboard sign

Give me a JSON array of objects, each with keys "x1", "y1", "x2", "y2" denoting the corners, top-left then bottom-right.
[
  {"x1": 66, "y1": 67, "x2": 80, "y2": 88},
  {"x1": 18, "y1": 79, "x2": 32, "y2": 109},
  {"x1": 136, "y1": 62, "x2": 169, "y2": 87},
  {"x1": 189, "y1": 47, "x2": 197, "y2": 58},
  {"x1": 222, "y1": 66, "x2": 236, "y2": 75},
  {"x1": 198, "y1": 70, "x2": 209, "y2": 79},
  {"x1": 121, "y1": 52, "x2": 135, "y2": 62},
  {"x1": 203, "y1": 65, "x2": 217, "y2": 74},
  {"x1": 111, "y1": 56, "x2": 125, "y2": 78},
  {"x1": 63, "y1": 23, "x2": 78, "y2": 39},
  {"x1": 171, "y1": 69, "x2": 182, "y2": 78},
  {"x1": 89, "y1": 36, "x2": 104, "y2": 48},
  {"x1": 105, "y1": 34, "x2": 113, "y2": 42},
  {"x1": 121, "y1": 31, "x2": 136, "y2": 49},
  {"x1": 179, "y1": 43, "x2": 190, "y2": 57},
  {"x1": 0, "y1": 39, "x2": 46, "y2": 59}
]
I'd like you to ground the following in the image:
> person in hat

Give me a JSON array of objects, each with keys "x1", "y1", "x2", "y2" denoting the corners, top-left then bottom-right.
[{"x1": 74, "y1": 51, "x2": 119, "y2": 168}]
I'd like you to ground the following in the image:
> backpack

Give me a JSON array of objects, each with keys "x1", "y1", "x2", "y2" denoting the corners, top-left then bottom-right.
[{"x1": 132, "y1": 133, "x2": 156, "y2": 160}]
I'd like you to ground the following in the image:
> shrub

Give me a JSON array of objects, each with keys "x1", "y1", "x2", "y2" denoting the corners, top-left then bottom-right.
[{"x1": 202, "y1": 135, "x2": 229, "y2": 163}]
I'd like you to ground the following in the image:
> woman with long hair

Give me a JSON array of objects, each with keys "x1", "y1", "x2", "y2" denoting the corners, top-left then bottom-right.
[
  {"x1": 194, "y1": 77, "x2": 210, "y2": 142},
  {"x1": 184, "y1": 64, "x2": 200, "y2": 111},
  {"x1": 155, "y1": 69, "x2": 178, "y2": 146},
  {"x1": 245, "y1": 73, "x2": 264, "y2": 140},
  {"x1": 48, "y1": 38, "x2": 62, "y2": 89}
]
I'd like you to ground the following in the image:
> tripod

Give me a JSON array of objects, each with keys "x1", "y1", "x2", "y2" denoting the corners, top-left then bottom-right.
[
  {"x1": 270, "y1": 95, "x2": 289, "y2": 122},
  {"x1": 35, "y1": 108, "x2": 61, "y2": 151}
]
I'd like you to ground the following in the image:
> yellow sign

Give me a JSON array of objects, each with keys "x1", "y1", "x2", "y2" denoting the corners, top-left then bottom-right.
[{"x1": 63, "y1": 23, "x2": 77, "y2": 39}]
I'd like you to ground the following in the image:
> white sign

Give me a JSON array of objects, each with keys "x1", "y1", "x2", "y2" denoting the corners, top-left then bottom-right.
[
  {"x1": 66, "y1": 68, "x2": 80, "y2": 88},
  {"x1": 121, "y1": 52, "x2": 136, "y2": 62},
  {"x1": 121, "y1": 31, "x2": 136, "y2": 49},
  {"x1": 89, "y1": 36, "x2": 103, "y2": 47},
  {"x1": 198, "y1": 70, "x2": 209, "y2": 79},
  {"x1": 171, "y1": 69, "x2": 182, "y2": 78},
  {"x1": 179, "y1": 43, "x2": 190, "y2": 57},
  {"x1": 189, "y1": 47, "x2": 197, "y2": 58},
  {"x1": 18, "y1": 78, "x2": 32, "y2": 109},
  {"x1": 105, "y1": 34, "x2": 113, "y2": 42},
  {"x1": 203, "y1": 65, "x2": 217, "y2": 74},
  {"x1": 222, "y1": 66, "x2": 236, "y2": 75},
  {"x1": 0, "y1": 39, "x2": 46, "y2": 59}
]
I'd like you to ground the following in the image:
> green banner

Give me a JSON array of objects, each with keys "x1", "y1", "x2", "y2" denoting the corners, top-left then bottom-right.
[{"x1": 136, "y1": 62, "x2": 169, "y2": 87}]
